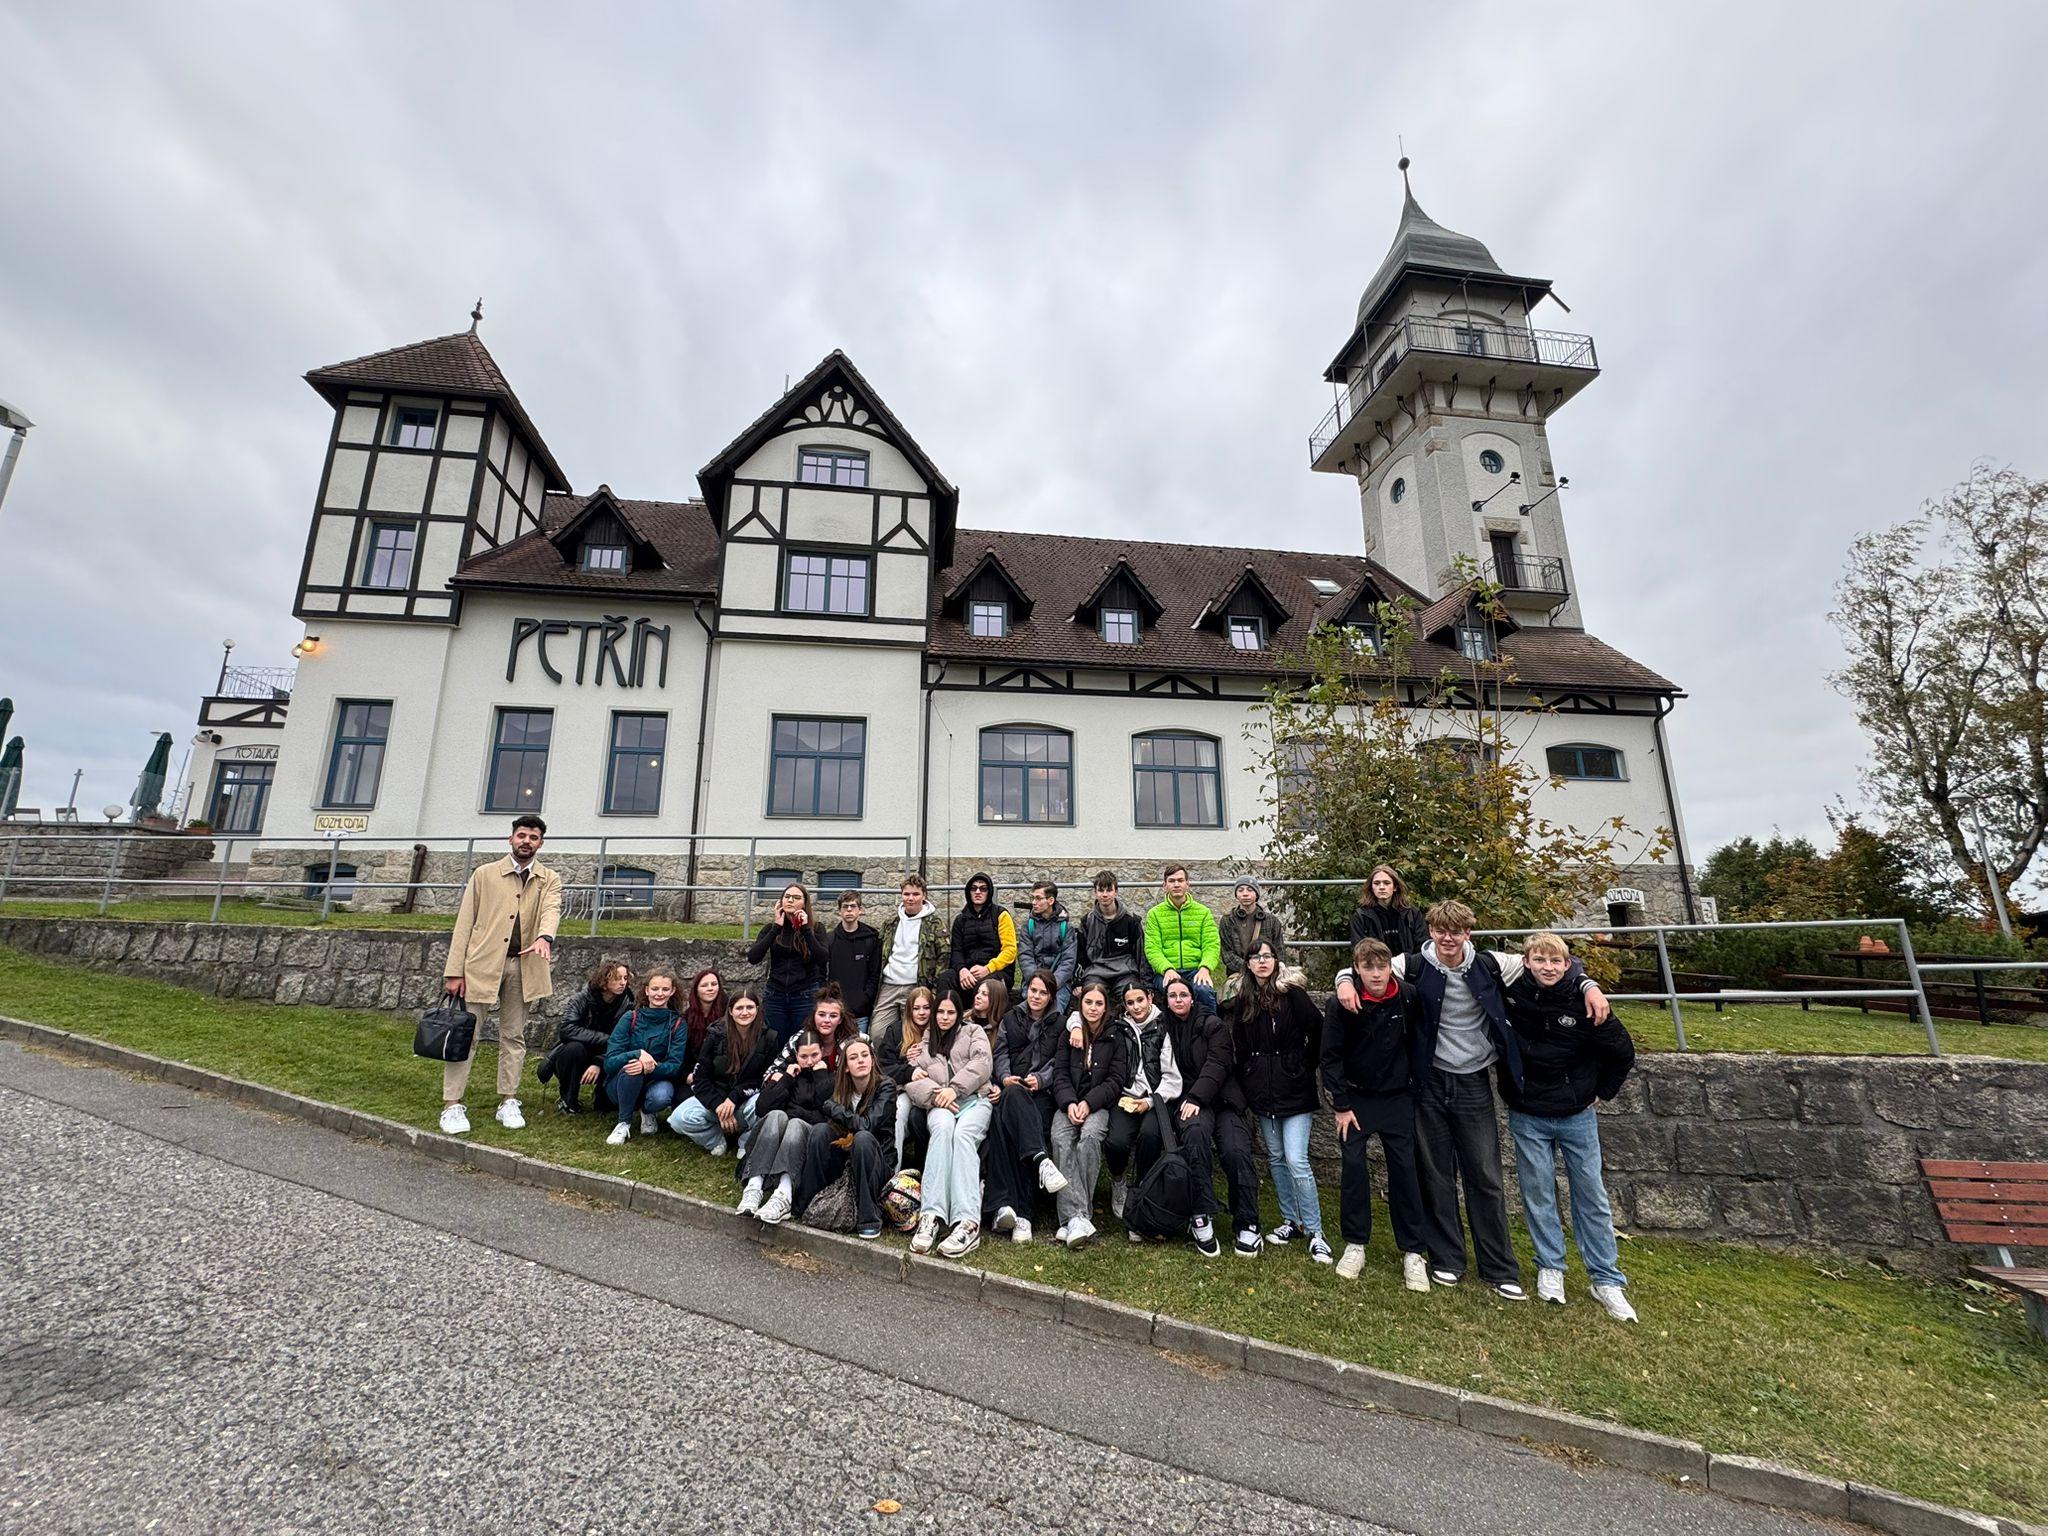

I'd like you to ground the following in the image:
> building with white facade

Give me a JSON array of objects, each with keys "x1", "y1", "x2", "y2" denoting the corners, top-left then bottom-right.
[{"x1": 190, "y1": 173, "x2": 1696, "y2": 921}]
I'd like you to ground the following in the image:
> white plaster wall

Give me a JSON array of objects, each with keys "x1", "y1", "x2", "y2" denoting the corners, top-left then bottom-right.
[
  {"x1": 721, "y1": 542, "x2": 781, "y2": 609},
  {"x1": 322, "y1": 449, "x2": 369, "y2": 510},
  {"x1": 338, "y1": 404, "x2": 380, "y2": 445},
  {"x1": 418, "y1": 522, "x2": 464, "y2": 590},
  {"x1": 306, "y1": 515, "x2": 353, "y2": 588},
  {"x1": 366, "y1": 454, "x2": 432, "y2": 515},
  {"x1": 734, "y1": 423, "x2": 928, "y2": 495},
  {"x1": 431, "y1": 462, "x2": 477, "y2": 520},
  {"x1": 442, "y1": 411, "x2": 484, "y2": 455}
]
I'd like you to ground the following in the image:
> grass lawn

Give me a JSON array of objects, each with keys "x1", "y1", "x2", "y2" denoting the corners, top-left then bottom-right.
[
  {"x1": 0, "y1": 943, "x2": 2040, "y2": 1520},
  {"x1": 1630, "y1": 1000, "x2": 2048, "y2": 1062},
  {"x1": 0, "y1": 897, "x2": 743, "y2": 942}
]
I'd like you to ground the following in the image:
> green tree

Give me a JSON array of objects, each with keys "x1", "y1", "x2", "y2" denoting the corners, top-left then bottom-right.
[
  {"x1": 1699, "y1": 833, "x2": 1820, "y2": 918},
  {"x1": 1700, "y1": 810, "x2": 1958, "y2": 923}
]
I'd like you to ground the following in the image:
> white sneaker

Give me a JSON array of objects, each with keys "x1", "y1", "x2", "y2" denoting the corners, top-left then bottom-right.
[
  {"x1": 1401, "y1": 1253, "x2": 1430, "y2": 1293},
  {"x1": 495, "y1": 1098, "x2": 525, "y2": 1131},
  {"x1": 639, "y1": 1112, "x2": 658, "y2": 1135},
  {"x1": 1037, "y1": 1158, "x2": 1069, "y2": 1194},
  {"x1": 758, "y1": 1187, "x2": 794, "y2": 1226},
  {"x1": 1063, "y1": 1216, "x2": 1096, "y2": 1249},
  {"x1": 439, "y1": 1104, "x2": 470, "y2": 1136},
  {"x1": 1052, "y1": 1220, "x2": 1073, "y2": 1244},
  {"x1": 992, "y1": 1205, "x2": 1018, "y2": 1234},
  {"x1": 910, "y1": 1212, "x2": 941, "y2": 1255},
  {"x1": 1012, "y1": 1217, "x2": 1033, "y2": 1245},
  {"x1": 706, "y1": 1141, "x2": 728, "y2": 1158},
  {"x1": 938, "y1": 1221, "x2": 980, "y2": 1258},
  {"x1": 1590, "y1": 1283, "x2": 1639, "y2": 1323},
  {"x1": 1537, "y1": 1267, "x2": 1567, "y2": 1305},
  {"x1": 736, "y1": 1178, "x2": 765, "y2": 1217},
  {"x1": 605, "y1": 1122, "x2": 630, "y2": 1146},
  {"x1": 1127, "y1": 1227, "x2": 1145, "y2": 1244},
  {"x1": 1109, "y1": 1179, "x2": 1128, "y2": 1219},
  {"x1": 1335, "y1": 1243, "x2": 1367, "y2": 1280}
]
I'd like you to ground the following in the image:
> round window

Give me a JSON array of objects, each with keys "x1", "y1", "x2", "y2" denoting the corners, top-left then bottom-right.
[
  {"x1": 1390, "y1": 477, "x2": 1407, "y2": 504},
  {"x1": 1480, "y1": 449, "x2": 1504, "y2": 475}
]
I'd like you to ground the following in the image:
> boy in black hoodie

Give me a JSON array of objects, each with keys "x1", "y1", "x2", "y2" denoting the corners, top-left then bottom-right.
[
  {"x1": 1320, "y1": 938, "x2": 1431, "y2": 1290},
  {"x1": 1500, "y1": 932, "x2": 1638, "y2": 1322},
  {"x1": 823, "y1": 890, "x2": 883, "y2": 1028}
]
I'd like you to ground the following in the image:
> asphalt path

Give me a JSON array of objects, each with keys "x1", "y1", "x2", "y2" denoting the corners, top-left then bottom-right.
[{"x1": 0, "y1": 1039, "x2": 1838, "y2": 1535}]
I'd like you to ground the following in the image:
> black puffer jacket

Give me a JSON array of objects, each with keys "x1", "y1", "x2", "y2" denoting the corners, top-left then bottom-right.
[
  {"x1": 1227, "y1": 968, "x2": 1324, "y2": 1116},
  {"x1": 1498, "y1": 971, "x2": 1636, "y2": 1117},
  {"x1": 872, "y1": 1017, "x2": 917, "y2": 1088},
  {"x1": 1165, "y1": 1002, "x2": 1240, "y2": 1111},
  {"x1": 691, "y1": 1020, "x2": 776, "y2": 1109},
  {"x1": 756, "y1": 1061, "x2": 835, "y2": 1124},
  {"x1": 1053, "y1": 1022, "x2": 1131, "y2": 1114},
  {"x1": 822, "y1": 1077, "x2": 898, "y2": 1152},
  {"x1": 1348, "y1": 901, "x2": 1429, "y2": 961},
  {"x1": 555, "y1": 983, "x2": 631, "y2": 1052},
  {"x1": 994, "y1": 1001, "x2": 1063, "y2": 1089}
]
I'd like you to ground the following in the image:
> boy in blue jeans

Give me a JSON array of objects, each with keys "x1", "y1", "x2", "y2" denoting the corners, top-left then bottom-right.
[{"x1": 1499, "y1": 932, "x2": 1638, "y2": 1322}]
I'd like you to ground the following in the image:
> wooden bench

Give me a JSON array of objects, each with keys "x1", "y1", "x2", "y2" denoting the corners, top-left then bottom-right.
[{"x1": 1921, "y1": 1158, "x2": 2048, "y2": 1342}]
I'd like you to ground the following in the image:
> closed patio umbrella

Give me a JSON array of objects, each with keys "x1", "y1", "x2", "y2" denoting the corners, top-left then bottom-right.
[
  {"x1": 0, "y1": 736, "x2": 22, "y2": 818},
  {"x1": 129, "y1": 732, "x2": 172, "y2": 821}
]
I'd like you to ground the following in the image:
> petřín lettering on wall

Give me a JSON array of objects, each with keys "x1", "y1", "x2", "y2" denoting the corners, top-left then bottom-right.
[{"x1": 505, "y1": 617, "x2": 671, "y2": 688}]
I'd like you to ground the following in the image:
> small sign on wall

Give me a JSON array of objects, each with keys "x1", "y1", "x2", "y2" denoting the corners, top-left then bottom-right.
[
  {"x1": 1603, "y1": 886, "x2": 1646, "y2": 907},
  {"x1": 1698, "y1": 896, "x2": 1721, "y2": 925},
  {"x1": 230, "y1": 744, "x2": 280, "y2": 761},
  {"x1": 312, "y1": 813, "x2": 368, "y2": 834}
]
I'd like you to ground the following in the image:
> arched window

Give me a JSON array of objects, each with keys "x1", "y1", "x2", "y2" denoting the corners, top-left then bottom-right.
[
  {"x1": 979, "y1": 726, "x2": 1073, "y2": 824},
  {"x1": 598, "y1": 865, "x2": 656, "y2": 911},
  {"x1": 1547, "y1": 743, "x2": 1627, "y2": 781},
  {"x1": 1132, "y1": 732, "x2": 1223, "y2": 828},
  {"x1": 302, "y1": 862, "x2": 358, "y2": 902}
]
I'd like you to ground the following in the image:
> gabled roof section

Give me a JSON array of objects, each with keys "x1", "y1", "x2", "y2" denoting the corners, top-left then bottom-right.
[
  {"x1": 546, "y1": 485, "x2": 664, "y2": 571},
  {"x1": 305, "y1": 326, "x2": 570, "y2": 490},
  {"x1": 941, "y1": 547, "x2": 1033, "y2": 619},
  {"x1": 1192, "y1": 564, "x2": 1292, "y2": 633},
  {"x1": 1415, "y1": 581, "x2": 1520, "y2": 645},
  {"x1": 1322, "y1": 568, "x2": 1398, "y2": 629},
  {"x1": 696, "y1": 350, "x2": 960, "y2": 565},
  {"x1": 452, "y1": 491, "x2": 718, "y2": 600},
  {"x1": 1072, "y1": 557, "x2": 1165, "y2": 623}
]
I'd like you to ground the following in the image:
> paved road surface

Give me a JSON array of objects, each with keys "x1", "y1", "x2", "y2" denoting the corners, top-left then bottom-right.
[{"x1": 0, "y1": 1039, "x2": 1836, "y2": 1535}]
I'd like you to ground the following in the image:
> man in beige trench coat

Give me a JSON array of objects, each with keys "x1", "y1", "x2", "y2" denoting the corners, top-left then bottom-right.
[{"x1": 439, "y1": 815, "x2": 562, "y2": 1135}]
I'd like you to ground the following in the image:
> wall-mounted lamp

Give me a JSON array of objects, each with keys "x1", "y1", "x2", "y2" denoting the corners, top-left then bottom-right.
[
  {"x1": 1471, "y1": 471, "x2": 1522, "y2": 514},
  {"x1": 291, "y1": 634, "x2": 323, "y2": 659},
  {"x1": 1518, "y1": 476, "x2": 1569, "y2": 516}
]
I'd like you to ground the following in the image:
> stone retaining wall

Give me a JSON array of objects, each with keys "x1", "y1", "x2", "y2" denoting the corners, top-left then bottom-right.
[
  {"x1": 2, "y1": 914, "x2": 2038, "y2": 1272},
  {"x1": 0, "y1": 826, "x2": 216, "y2": 900}
]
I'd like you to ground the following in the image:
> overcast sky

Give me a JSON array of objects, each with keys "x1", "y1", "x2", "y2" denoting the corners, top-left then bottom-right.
[{"x1": 2, "y1": 2, "x2": 2043, "y2": 864}]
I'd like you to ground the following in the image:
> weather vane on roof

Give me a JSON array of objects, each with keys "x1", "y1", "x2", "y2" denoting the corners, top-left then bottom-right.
[{"x1": 469, "y1": 298, "x2": 483, "y2": 333}]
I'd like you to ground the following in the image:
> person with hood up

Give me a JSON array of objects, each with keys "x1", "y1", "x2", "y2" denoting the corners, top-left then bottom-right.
[
  {"x1": 946, "y1": 871, "x2": 1016, "y2": 1006},
  {"x1": 1017, "y1": 880, "x2": 1078, "y2": 1016},
  {"x1": 1076, "y1": 870, "x2": 1148, "y2": 993},
  {"x1": 1218, "y1": 877, "x2": 1286, "y2": 996}
]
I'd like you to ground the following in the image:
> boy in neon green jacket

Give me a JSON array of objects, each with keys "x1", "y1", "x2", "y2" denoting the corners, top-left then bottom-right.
[{"x1": 1144, "y1": 864, "x2": 1221, "y2": 1011}]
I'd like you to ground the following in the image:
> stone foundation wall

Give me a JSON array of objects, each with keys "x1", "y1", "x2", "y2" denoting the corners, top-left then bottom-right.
[{"x1": 0, "y1": 826, "x2": 216, "y2": 900}]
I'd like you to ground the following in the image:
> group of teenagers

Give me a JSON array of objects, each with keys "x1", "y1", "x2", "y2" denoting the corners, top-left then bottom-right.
[{"x1": 525, "y1": 860, "x2": 1644, "y2": 1321}]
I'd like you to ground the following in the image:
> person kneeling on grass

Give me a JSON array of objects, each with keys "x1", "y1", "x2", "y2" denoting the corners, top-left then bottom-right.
[
  {"x1": 1229, "y1": 940, "x2": 1332, "y2": 1264},
  {"x1": 1320, "y1": 939, "x2": 1430, "y2": 1290},
  {"x1": 1048, "y1": 981, "x2": 1130, "y2": 1248},
  {"x1": 537, "y1": 959, "x2": 633, "y2": 1115},
  {"x1": 602, "y1": 972, "x2": 689, "y2": 1146},
  {"x1": 1501, "y1": 931, "x2": 1639, "y2": 1322},
  {"x1": 670, "y1": 985, "x2": 774, "y2": 1158},
  {"x1": 905, "y1": 992, "x2": 995, "y2": 1259},
  {"x1": 802, "y1": 1037, "x2": 899, "y2": 1239},
  {"x1": 737, "y1": 1036, "x2": 835, "y2": 1223}
]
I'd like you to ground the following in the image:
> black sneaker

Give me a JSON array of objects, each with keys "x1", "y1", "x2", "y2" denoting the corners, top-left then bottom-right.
[
  {"x1": 1265, "y1": 1220, "x2": 1303, "y2": 1247},
  {"x1": 1307, "y1": 1233, "x2": 1334, "y2": 1264},
  {"x1": 1430, "y1": 1267, "x2": 1463, "y2": 1287},
  {"x1": 856, "y1": 1222, "x2": 883, "y2": 1241},
  {"x1": 1190, "y1": 1217, "x2": 1221, "y2": 1259},
  {"x1": 1491, "y1": 1280, "x2": 1530, "y2": 1302},
  {"x1": 556, "y1": 1098, "x2": 581, "y2": 1116},
  {"x1": 1234, "y1": 1228, "x2": 1263, "y2": 1257}
]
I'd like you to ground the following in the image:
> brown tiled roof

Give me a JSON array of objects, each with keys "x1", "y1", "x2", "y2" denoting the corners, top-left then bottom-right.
[
  {"x1": 927, "y1": 528, "x2": 1677, "y2": 693},
  {"x1": 451, "y1": 491, "x2": 719, "y2": 600},
  {"x1": 305, "y1": 329, "x2": 570, "y2": 490}
]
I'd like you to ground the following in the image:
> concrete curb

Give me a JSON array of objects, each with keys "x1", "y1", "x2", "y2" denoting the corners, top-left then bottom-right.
[{"x1": 0, "y1": 1012, "x2": 2022, "y2": 1536}]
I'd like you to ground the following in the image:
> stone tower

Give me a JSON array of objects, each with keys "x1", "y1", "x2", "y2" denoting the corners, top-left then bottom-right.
[{"x1": 1310, "y1": 161, "x2": 1598, "y2": 630}]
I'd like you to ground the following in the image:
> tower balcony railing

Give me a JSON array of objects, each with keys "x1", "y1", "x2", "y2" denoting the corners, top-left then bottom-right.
[
  {"x1": 212, "y1": 665, "x2": 297, "y2": 700},
  {"x1": 1309, "y1": 317, "x2": 1599, "y2": 465},
  {"x1": 1488, "y1": 552, "x2": 1569, "y2": 598}
]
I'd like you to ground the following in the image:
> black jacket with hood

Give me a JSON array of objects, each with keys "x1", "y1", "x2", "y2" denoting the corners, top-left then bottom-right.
[
  {"x1": 1077, "y1": 897, "x2": 1149, "y2": 989},
  {"x1": 947, "y1": 871, "x2": 1015, "y2": 988},
  {"x1": 1227, "y1": 966, "x2": 1324, "y2": 1116},
  {"x1": 1498, "y1": 969, "x2": 1636, "y2": 1117}
]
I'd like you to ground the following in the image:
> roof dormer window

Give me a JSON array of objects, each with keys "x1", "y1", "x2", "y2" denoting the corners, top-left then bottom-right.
[
  {"x1": 1100, "y1": 608, "x2": 1139, "y2": 645},
  {"x1": 969, "y1": 601, "x2": 1008, "y2": 638},
  {"x1": 1228, "y1": 615, "x2": 1265, "y2": 651},
  {"x1": 581, "y1": 543, "x2": 627, "y2": 573},
  {"x1": 1455, "y1": 610, "x2": 1497, "y2": 661},
  {"x1": 798, "y1": 447, "x2": 868, "y2": 487}
]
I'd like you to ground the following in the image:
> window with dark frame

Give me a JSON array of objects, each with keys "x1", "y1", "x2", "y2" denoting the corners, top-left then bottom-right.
[
  {"x1": 1132, "y1": 732, "x2": 1223, "y2": 828},
  {"x1": 604, "y1": 712, "x2": 667, "y2": 815},
  {"x1": 969, "y1": 600, "x2": 1008, "y2": 638},
  {"x1": 768, "y1": 717, "x2": 866, "y2": 817},
  {"x1": 783, "y1": 551, "x2": 871, "y2": 616},
  {"x1": 1227, "y1": 615, "x2": 1265, "y2": 651},
  {"x1": 389, "y1": 406, "x2": 438, "y2": 449},
  {"x1": 1454, "y1": 326, "x2": 1488, "y2": 357},
  {"x1": 598, "y1": 866, "x2": 656, "y2": 911},
  {"x1": 581, "y1": 543, "x2": 628, "y2": 573},
  {"x1": 797, "y1": 447, "x2": 869, "y2": 487},
  {"x1": 1099, "y1": 607, "x2": 1139, "y2": 644},
  {"x1": 302, "y1": 862, "x2": 359, "y2": 902},
  {"x1": 757, "y1": 867, "x2": 801, "y2": 898},
  {"x1": 979, "y1": 727, "x2": 1073, "y2": 825},
  {"x1": 322, "y1": 700, "x2": 390, "y2": 809},
  {"x1": 485, "y1": 708, "x2": 553, "y2": 813},
  {"x1": 360, "y1": 522, "x2": 417, "y2": 589},
  {"x1": 818, "y1": 869, "x2": 862, "y2": 896},
  {"x1": 207, "y1": 760, "x2": 274, "y2": 835},
  {"x1": 1546, "y1": 743, "x2": 1626, "y2": 781}
]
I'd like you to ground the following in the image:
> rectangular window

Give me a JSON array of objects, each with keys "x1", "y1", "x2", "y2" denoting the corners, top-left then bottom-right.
[
  {"x1": 597, "y1": 866, "x2": 656, "y2": 911},
  {"x1": 768, "y1": 717, "x2": 866, "y2": 817},
  {"x1": 485, "y1": 708, "x2": 553, "y2": 813},
  {"x1": 1546, "y1": 744, "x2": 1626, "y2": 781},
  {"x1": 207, "y1": 760, "x2": 274, "y2": 834},
  {"x1": 1456, "y1": 623, "x2": 1497, "y2": 662},
  {"x1": 969, "y1": 601, "x2": 1008, "y2": 638},
  {"x1": 581, "y1": 544, "x2": 627, "y2": 573},
  {"x1": 782, "y1": 551, "x2": 872, "y2": 616},
  {"x1": 1454, "y1": 326, "x2": 1488, "y2": 357},
  {"x1": 1132, "y1": 732, "x2": 1223, "y2": 828},
  {"x1": 1100, "y1": 608, "x2": 1138, "y2": 644},
  {"x1": 797, "y1": 447, "x2": 869, "y2": 487},
  {"x1": 360, "y1": 522, "x2": 417, "y2": 589},
  {"x1": 389, "y1": 406, "x2": 438, "y2": 449},
  {"x1": 322, "y1": 700, "x2": 391, "y2": 809},
  {"x1": 604, "y1": 712, "x2": 667, "y2": 815},
  {"x1": 1345, "y1": 622, "x2": 1381, "y2": 656},
  {"x1": 979, "y1": 727, "x2": 1073, "y2": 824},
  {"x1": 1227, "y1": 615, "x2": 1265, "y2": 650}
]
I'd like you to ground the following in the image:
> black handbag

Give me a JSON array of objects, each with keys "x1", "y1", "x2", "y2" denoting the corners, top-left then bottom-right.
[{"x1": 414, "y1": 996, "x2": 477, "y2": 1062}]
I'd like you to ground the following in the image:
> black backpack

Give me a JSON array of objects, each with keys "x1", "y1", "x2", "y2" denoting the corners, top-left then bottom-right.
[{"x1": 1124, "y1": 1100, "x2": 1197, "y2": 1238}]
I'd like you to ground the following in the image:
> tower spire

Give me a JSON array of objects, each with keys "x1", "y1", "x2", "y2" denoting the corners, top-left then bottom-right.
[{"x1": 469, "y1": 298, "x2": 483, "y2": 334}]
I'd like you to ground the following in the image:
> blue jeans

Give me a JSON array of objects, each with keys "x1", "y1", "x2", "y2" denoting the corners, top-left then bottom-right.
[
  {"x1": 606, "y1": 1071, "x2": 679, "y2": 1125},
  {"x1": 669, "y1": 1092, "x2": 760, "y2": 1156},
  {"x1": 1254, "y1": 1111, "x2": 1321, "y2": 1235},
  {"x1": 920, "y1": 1095, "x2": 993, "y2": 1225},
  {"x1": 763, "y1": 983, "x2": 817, "y2": 1047},
  {"x1": 1509, "y1": 1107, "x2": 1625, "y2": 1289}
]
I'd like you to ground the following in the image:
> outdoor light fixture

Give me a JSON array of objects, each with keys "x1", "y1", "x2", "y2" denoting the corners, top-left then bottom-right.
[
  {"x1": 291, "y1": 634, "x2": 323, "y2": 658},
  {"x1": 1471, "y1": 471, "x2": 1522, "y2": 514},
  {"x1": 1518, "y1": 476, "x2": 1569, "y2": 516}
]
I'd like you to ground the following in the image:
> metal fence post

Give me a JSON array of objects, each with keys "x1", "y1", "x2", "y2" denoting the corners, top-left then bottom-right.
[
  {"x1": 590, "y1": 837, "x2": 608, "y2": 938},
  {"x1": 1652, "y1": 925, "x2": 1687, "y2": 1051},
  {"x1": 210, "y1": 837, "x2": 234, "y2": 924},
  {"x1": 318, "y1": 836, "x2": 341, "y2": 923},
  {"x1": 742, "y1": 837, "x2": 758, "y2": 942},
  {"x1": 99, "y1": 835, "x2": 125, "y2": 915},
  {"x1": 1895, "y1": 919, "x2": 1940, "y2": 1057},
  {"x1": 0, "y1": 834, "x2": 19, "y2": 903}
]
